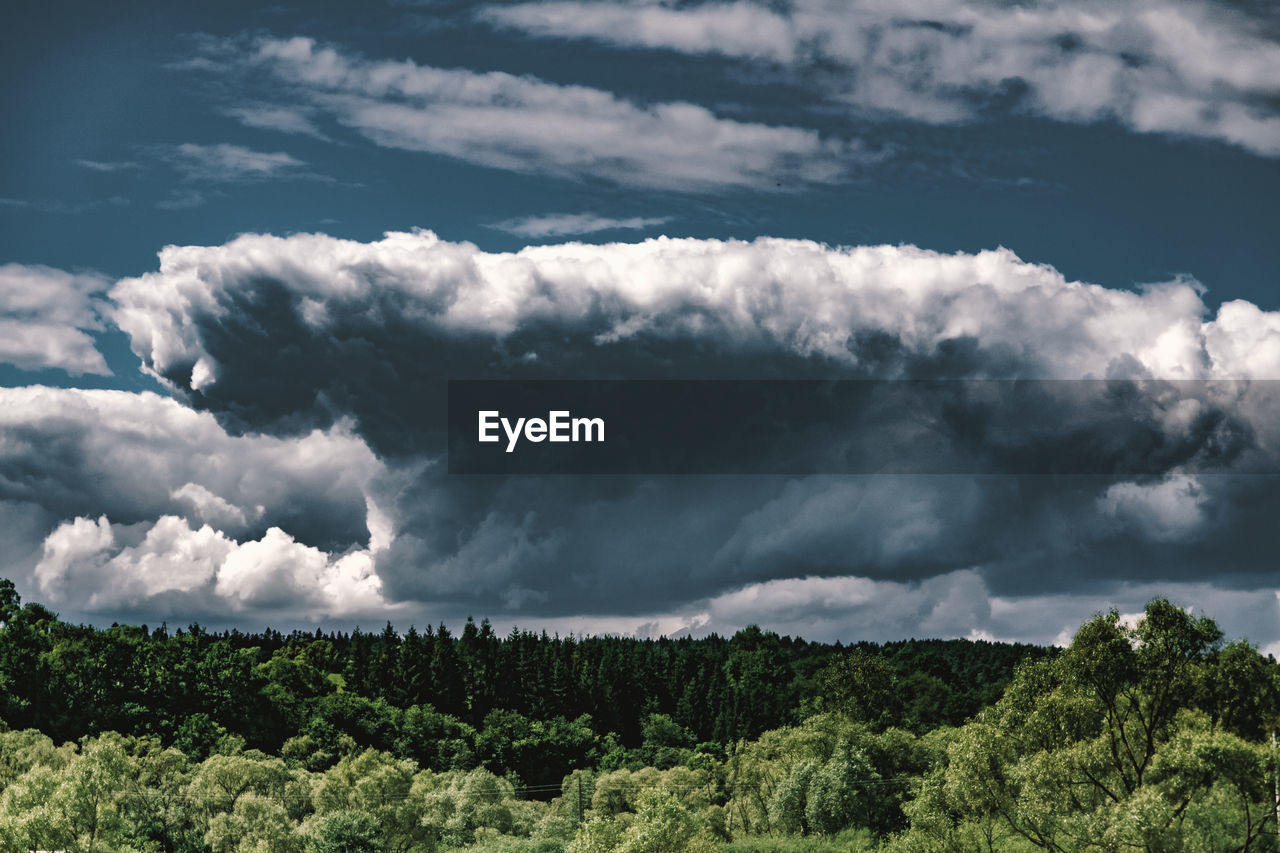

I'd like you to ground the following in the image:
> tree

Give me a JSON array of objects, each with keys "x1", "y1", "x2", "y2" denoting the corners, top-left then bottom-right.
[
  {"x1": 206, "y1": 792, "x2": 302, "y2": 853},
  {"x1": 311, "y1": 749, "x2": 431, "y2": 853},
  {"x1": 305, "y1": 811, "x2": 381, "y2": 853},
  {"x1": 909, "y1": 599, "x2": 1279, "y2": 852}
]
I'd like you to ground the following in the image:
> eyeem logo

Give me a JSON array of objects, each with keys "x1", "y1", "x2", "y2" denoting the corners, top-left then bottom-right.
[{"x1": 478, "y1": 410, "x2": 605, "y2": 453}]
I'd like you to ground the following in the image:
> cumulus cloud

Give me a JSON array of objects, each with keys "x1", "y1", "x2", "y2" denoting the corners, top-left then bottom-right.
[
  {"x1": 188, "y1": 35, "x2": 863, "y2": 190},
  {"x1": 89, "y1": 229, "x2": 1280, "y2": 632},
  {"x1": 1098, "y1": 472, "x2": 1209, "y2": 542},
  {"x1": 110, "y1": 230, "x2": 1280, "y2": 399},
  {"x1": 0, "y1": 264, "x2": 111, "y2": 375},
  {"x1": 0, "y1": 387, "x2": 380, "y2": 550},
  {"x1": 34, "y1": 514, "x2": 394, "y2": 619},
  {"x1": 0, "y1": 386, "x2": 397, "y2": 621},
  {"x1": 485, "y1": 0, "x2": 1280, "y2": 156},
  {"x1": 488, "y1": 212, "x2": 672, "y2": 238}
]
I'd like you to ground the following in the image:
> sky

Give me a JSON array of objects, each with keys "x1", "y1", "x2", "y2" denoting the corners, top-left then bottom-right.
[{"x1": 1, "y1": 0, "x2": 1278, "y2": 651}]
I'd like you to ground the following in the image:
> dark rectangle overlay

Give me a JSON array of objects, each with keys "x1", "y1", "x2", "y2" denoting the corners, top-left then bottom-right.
[{"x1": 446, "y1": 379, "x2": 1274, "y2": 475}]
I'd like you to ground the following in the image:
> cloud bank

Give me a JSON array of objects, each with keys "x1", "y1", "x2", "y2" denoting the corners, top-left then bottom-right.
[
  {"x1": 2, "y1": 231, "x2": 1276, "y2": 648},
  {"x1": 85, "y1": 230, "x2": 1280, "y2": 634}
]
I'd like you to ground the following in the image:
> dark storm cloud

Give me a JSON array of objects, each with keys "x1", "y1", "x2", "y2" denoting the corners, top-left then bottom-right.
[
  {"x1": 0, "y1": 388, "x2": 375, "y2": 552},
  {"x1": 98, "y1": 230, "x2": 1280, "y2": 622}
]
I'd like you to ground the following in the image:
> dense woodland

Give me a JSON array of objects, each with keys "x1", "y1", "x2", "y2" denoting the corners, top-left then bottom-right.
[{"x1": 1, "y1": 577, "x2": 1278, "y2": 852}]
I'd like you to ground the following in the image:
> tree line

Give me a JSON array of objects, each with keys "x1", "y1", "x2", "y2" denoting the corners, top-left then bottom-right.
[
  {"x1": 0, "y1": 579, "x2": 1044, "y2": 766},
  {"x1": 2, "y1": 578, "x2": 1278, "y2": 851}
]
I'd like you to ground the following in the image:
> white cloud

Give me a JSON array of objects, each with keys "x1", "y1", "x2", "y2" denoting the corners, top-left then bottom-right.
[
  {"x1": 483, "y1": 1, "x2": 800, "y2": 63},
  {"x1": 0, "y1": 386, "x2": 397, "y2": 620},
  {"x1": 110, "y1": 229, "x2": 1280, "y2": 387},
  {"x1": 73, "y1": 159, "x2": 143, "y2": 173},
  {"x1": 486, "y1": 0, "x2": 1280, "y2": 156},
  {"x1": 35, "y1": 514, "x2": 394, "y2": 619},
  {"x1": 7, "y1": 232, "x2": 1275, "y2": 634},
  {"x1": 488, "y1": 212, "x2": 672, "y2": 238},
  {"x1": 221, "y1": 104, "x2": 329, "y2": 139},
  {"x1": 199, "y1": 36, "x2": 864, "y2": 190},
  {"x1": 170, "y1": 482, "x2": 258, "y2": 529},
  {"x1": 0, "y1": 263, "x2": 110, "y2": 375},
  {"x1": 162, "y1": 142, "x2": 315, "y2": 182}
]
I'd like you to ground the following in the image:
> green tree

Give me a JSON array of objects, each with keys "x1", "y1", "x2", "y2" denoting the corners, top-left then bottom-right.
[
  {"x1": 305, "y1": 811, "x2": 381, "y2": 853},
  {"x1": 911, "y1": 599, "x2": 1278, "y2": 852}
]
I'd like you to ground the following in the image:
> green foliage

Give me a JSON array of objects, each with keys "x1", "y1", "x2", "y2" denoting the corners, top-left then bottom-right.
[
  {"x1": 897, "y1": 599, "x2": 1280, "y2": 852},
  {"x1": 722, "y1": 828, "x2": 877, "y2": 852},
  {"x1": 207, "y1": 792, "x2": 303, "y2": 853},
  {"x1": 569, "y1": 788, "x2": 718, "y2": 853},
  {"x1": 311, "y1": 748, "x2": 431, "y2": 852},
  {"x1": 3, "y1": 581, "x2": 1276, "y2": 852},
  {"x1": 305, "y1": 810, "x2": 382, "y2": 853}
]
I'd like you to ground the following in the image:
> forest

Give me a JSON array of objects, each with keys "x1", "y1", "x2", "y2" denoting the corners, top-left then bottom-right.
[{"x1": 0, "y1": 577, "x2": 1278, "y2": 852}]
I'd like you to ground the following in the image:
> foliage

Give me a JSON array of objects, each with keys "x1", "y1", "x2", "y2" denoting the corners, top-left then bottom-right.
[{"x1": 1, "y1": 582, "x2": 1277, "y2": 851}]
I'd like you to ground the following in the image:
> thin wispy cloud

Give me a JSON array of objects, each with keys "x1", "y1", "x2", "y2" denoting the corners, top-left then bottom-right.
[
  {"x1": 155, "y1": 189, "x2": 209, "y2": 210},
  {"x1": 488, "y1": 212, "x2": 672, "y2": 238},
  {"x1": 188, "y1": 35, "x2": 868, "y2": 190},
  {"x1": 73, "y1": 159, "x2": 144, "y2": 173},
  {"x1": 159, "y1": 142, "x2": 322, "y2": 183},
  {"x1": 221, "y1": 103, "x2": 330, "y2": 139},
  {"x1": 0, "y1": 196, "x2": 130, "y2": 215},
  {"x1": 485, "y1": 0, "x2": 1280, "y2": 156}
]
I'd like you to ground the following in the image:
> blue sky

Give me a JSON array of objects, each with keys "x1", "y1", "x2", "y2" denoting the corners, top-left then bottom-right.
[{"x1": 2, "y1": 0, "x2": 1279, "y2": 649}]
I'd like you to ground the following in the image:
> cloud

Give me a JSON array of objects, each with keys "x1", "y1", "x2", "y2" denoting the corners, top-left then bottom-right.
[
  {"x1": 110, "y1": 230, "x2": 1280, "y2": 405},
  {"x1": 483, "y1": 1, "x2": 800, "y2": 63},
  {"x1": 1098, "y1": 472, "x2": 1209, "y2": 542},
  {"x1": 479, "y1": 571, "x2": 1280, "y2": 652},
  {"x1": 156, "y1": 189, "x2": 209, "y2": 210},
  {"x1": 159, "y1": 142, "x2": 319, "y2": 182},
  {"x1": 190, "y1": 35, "x2": 865, "y2": 190},
  {"x1": 0, "y1": 387, "x2": 380, "y2": 551},
  {"x1": 487, "y1": 213, "x2": 672, "y2": 238},
  {"x1": 92, "y1": 229, "x2": 1280, "y2": 629},
  {"x1": 221, "y1": 103, "x2": 329, "y2": 139},
  {"x1": 0, "y1": 197, "x2": 130, "y2": 215},
  {"x1": 0, "y1": 264, "x2": 111, "y2": 375},
  {"x1": 485, "y1": 0, "x2": 1280, "y2": 156},
  {"x1": 34, "y1": 514, "x2": 395, "y2": 619},
  {"x1": 0, "y1": 386, "x2": 395, "y2": 621},
  {"x1": 73, "y1": 159, "x2": 143, "y2": 173}
]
